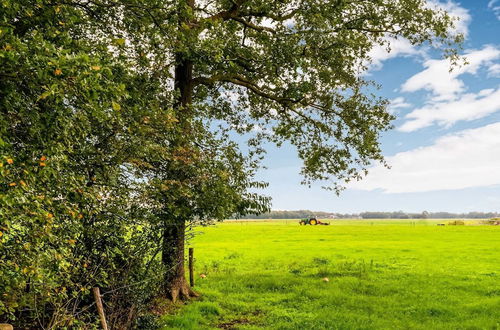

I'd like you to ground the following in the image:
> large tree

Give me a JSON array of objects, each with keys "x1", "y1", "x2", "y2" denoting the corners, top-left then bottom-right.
[{"x1": 134, "y1": 0, "x2": 462, "y2": 300}]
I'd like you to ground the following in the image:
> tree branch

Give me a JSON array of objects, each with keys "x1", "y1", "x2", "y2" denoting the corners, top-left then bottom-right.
[
  {"x1": 193, "y1": 74, "x2": 326, "y2": 126},
  {"x1": 205, "y1": 0, "x2": 248, "y2": 21},
  {"x1": 231, "y1": 17, "x2": 276, "y2": 33},
  {"x1": 240, "y1": 9, "x2": 300, "y2": 22}
]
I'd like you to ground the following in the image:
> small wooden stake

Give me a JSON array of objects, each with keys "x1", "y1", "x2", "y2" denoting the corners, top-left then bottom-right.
[
  {"x1": 189, "y1": 247, "x2": 194, "y2": 287},
  {"x1": 92, "y1": 287, "x2": 108, "y2": 330}
]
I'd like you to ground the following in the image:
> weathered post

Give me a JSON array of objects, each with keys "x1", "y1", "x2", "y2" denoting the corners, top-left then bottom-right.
[
  {"x1": 92, "y1": 287, "x2": 108, "y2": 330},
  {"x1": 189, "y1": 247, "x2": 194, "y2": 287}
]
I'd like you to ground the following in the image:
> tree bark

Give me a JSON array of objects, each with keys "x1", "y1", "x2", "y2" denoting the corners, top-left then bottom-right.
[
  {"x1": 162, "y1": 217, "x2": 197, "y2": 302},
  {"x1": 161, "y1": 58, "x2": 198, "y2": 299}
]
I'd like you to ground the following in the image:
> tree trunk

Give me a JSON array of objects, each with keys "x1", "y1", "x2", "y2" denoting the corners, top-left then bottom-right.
[
  {"x1": 161, "y1": 59, "x2": 196, "y2": 301},
  {"x1": 161, "y1": 0, "x2": 198, "y2": 303},
  {"x1": 162, "y1": 218, "x2": 197, "y2": 302}
]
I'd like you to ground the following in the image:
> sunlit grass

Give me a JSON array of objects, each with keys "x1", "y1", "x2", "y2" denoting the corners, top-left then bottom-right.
[{"x1": 161, "y1": 220, "x2": 500, "y2": 329}]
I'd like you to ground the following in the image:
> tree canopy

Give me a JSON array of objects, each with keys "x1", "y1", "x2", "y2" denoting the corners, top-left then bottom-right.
[{"x1": 170, "y1": 0, "x2": 461, "y2": 189}]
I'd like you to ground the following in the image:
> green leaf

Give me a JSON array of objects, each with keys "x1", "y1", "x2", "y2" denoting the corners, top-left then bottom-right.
[{"x1": 111, "y1": 101, "x2": 121, "y2": 111}]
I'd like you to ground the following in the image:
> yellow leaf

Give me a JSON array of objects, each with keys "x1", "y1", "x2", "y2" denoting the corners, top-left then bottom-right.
[
  {"x1": 0, "y1": 231, "x2": 3, "y2": 237},
  {"x1": 113, "y1": 38, "x2": 126, "y2": 46},
  {"x1": 39, "y1": 162, "x2": 46, "y2": 167},
  {"x1": 112, "y1": 101, "x2": 121, "y2": 111},
  {"x1": 38, "y1": 91, "x2": 51, "y2": 100},
  {"x1": 9, "y1": 182, "x2": 16, "y2": 187},
  {"x1": 68, "y1": 239, "x2": 76, "y2": 245},
  {"x1": 20, "y1": 180, "x2": 26, "y2": 186},
  {"x1": 54, "y1": 68, "x2": 62, "y2": 75},
  {"x1": 91, "y1": 65, "x2": 101, "y2": 71},
  {"x1": 6, "y1": 158, "x2": 13, "y2": 164},
  {"x1": 40, "y1": 155, "x2": 47, "y2": 161}
]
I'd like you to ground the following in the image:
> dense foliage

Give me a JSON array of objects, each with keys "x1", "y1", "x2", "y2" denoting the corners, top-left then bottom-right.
[
  {"x1": 1, "y1": 0, "x2": 461, "y2": 328},
  {"x1": 0, "y1": 1, "x2": 171, "y2": 327}
]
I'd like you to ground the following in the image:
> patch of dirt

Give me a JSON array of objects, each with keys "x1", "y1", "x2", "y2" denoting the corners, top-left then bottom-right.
[
  {"x1": 217, "y1": 310, "x2": 264, "y2": 329},
  {"x1": 217, "y1": 318, "x2": 251, "y2": 329}
]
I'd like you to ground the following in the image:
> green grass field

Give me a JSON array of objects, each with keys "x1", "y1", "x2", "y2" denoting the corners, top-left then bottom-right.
[{"x1": 161, "y1": 220, "x2": 500, "y2": 329}]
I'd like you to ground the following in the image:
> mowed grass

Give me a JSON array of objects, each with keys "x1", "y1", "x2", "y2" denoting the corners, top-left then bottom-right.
[{"x1": 161, "y1": 220, "x2": 500, "y2": 329}]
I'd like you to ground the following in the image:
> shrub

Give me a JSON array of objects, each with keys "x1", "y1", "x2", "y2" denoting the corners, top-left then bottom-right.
[{"x1": 448, "y1": 220, "x2": 465, "y2": 226}]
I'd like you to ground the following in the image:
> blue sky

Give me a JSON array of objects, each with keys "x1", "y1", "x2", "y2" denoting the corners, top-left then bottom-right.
[{"x1": 257, "y1": 0, "x2": 500, "y2": 213}]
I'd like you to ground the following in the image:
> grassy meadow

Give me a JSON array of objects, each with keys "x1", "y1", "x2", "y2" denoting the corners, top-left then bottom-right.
[{"x1": 161, "y1": 220, "x2": 500, "y2": 329}]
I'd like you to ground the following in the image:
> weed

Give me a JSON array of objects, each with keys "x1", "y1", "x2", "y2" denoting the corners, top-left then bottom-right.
[{"x1": 312, "y1": 257, "x2": 330, "y2": 265}]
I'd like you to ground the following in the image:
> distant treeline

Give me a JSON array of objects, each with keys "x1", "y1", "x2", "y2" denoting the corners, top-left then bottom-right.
[
  {"x1": 359, "y1": 211, "x2": 499, "y2": 219},
  {"x1": 237, "y1": 210, "x2": 500, "y2": 219},
  {"x1": 238, "y1": 210, "x2": 346, "y2": 219}
]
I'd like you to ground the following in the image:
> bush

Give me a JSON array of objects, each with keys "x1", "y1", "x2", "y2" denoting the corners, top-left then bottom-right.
[
  {"x1": 447, "y1": 220, "x2": 465, "y2": 226},
  {"x1": 0, "y1": 1, "x2": 169, "y2": 327}
]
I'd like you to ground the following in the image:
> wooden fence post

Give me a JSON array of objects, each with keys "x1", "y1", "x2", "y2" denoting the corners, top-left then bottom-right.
[
  {"x1": 189, "y1": 247, "x2": 194, "y2": 287},
  {"x1": 92, "y1": 287, "x2": 108, "y2": 330}
]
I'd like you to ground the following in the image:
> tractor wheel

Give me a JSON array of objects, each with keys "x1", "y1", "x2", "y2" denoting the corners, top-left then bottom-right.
[
  {"x1": 309, "y1": 219, "x2": 317, "y2": 225},
  {"x1": 299, "y1": 221, "x2": 305, "y2": 225}
]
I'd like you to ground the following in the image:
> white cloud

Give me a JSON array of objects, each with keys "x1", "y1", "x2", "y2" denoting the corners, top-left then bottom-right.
[
  {"x1": 401, "y1": 46, "x2": 500, "y2": 101},
  {"x1": 398, "y1": 45, "x2": 500, "y2": 131},
  {"x1": 351, "y1": 122, "x2": 500, "y2": 193},
  {"x1": 489, "y1": 63, "x2": 500, "y2": 77},
  {"x1": 388, "y1": 97, "x2": 412, "y2": 114},
  {"x1": 399, "y1": 87, "x2": 500, "y2": 132},
  {"x1": 488, "y1": 0, "x2": 500, "y2": 20}
]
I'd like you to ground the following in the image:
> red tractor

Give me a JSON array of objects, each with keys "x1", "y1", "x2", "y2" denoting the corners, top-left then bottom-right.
[{"x1": 299, "y1": 217, "x2": 329, "y2": 225}]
